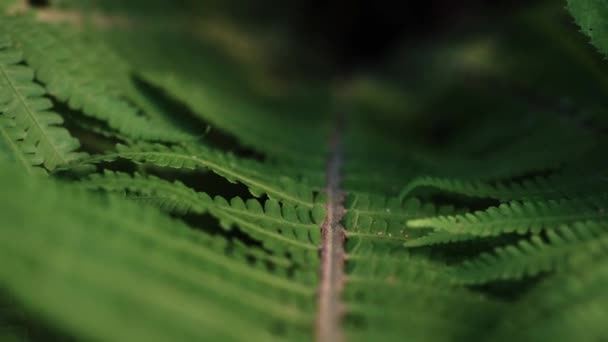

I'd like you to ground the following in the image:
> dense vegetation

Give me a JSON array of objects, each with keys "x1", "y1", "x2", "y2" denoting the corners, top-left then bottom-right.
[{"x1": 1, "y1": 0, "x2": 608, "y2": 341}]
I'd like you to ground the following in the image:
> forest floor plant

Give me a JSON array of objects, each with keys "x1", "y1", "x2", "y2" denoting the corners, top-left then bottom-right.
[{"x1": 1, "y1": 0, "x2": 608, "y2": 341}]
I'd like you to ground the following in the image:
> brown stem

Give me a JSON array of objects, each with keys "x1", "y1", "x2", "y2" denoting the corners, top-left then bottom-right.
[{"x1": 316, "y1": 112, "x2": 346, "y2": 342}]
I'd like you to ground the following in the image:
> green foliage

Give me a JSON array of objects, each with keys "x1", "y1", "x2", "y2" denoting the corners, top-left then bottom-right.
[
  {"x1": 78, "y1": 171, "x2": 324, "y2": 265},
  {"x1": 1, "y1": 1, "x2": 608, "y2": 342},
  {"x1": 453, "y1": 222, "x2": 608, "y2": 284},
  {"x1": 1, "y1": 15, "x2": 193, "y2": 142},
  {"x1": 497, "y1": 257, "x2": 608, "y2": 342},
  {"x1": 408, "y1": 196, "x2": 608, "y2": 237},
  {"x1": 0, "y1": 166, "x2": 315, "y2": 341},
  {"x1": 0, "y1": 33, "x2": 83, "y2": 172},
  {"x1": 72, "y1": 142, "x2": 322, "y2": 207},
  {"x1": 568, "y1": 0, "x2": 608, "y2": 57}
]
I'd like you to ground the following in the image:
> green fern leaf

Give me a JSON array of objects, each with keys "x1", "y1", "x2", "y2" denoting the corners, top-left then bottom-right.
[
  {"x1": 0, "y1": 166, "x2": 317, "y2": 341},
  {"x1": 0, "y1": 34, "x2": 83, "y2": 172},
  {"x1": 139, "y1": 71, "x2": 331, "y2": 161},
  {"x1": 404, "y1": 231, "x2": 478, "y2": 247},
  {"x1": 1, "y1": 17, "x2": 192, "y2": 143},
  {"x1": 78, "y1": 171, "x2": 324, "y2": 265},
  {"x1": 72, "y1": 143, "x2": 319, "y2": 207},
  {"x1": 408, "y1": 196, "x2": 608, "y2": 236},
  {"x1": 492, "y1": 256, "x2": 608, "y2": 341},
  {"x1": 400, "y1": 166, "x2": 608, "y2": 201},
  {"x1": 454, "y1": 222, "x2": 608, "y2": 284},
  {"x1": 567, "y1": 0, "x2": 608, "y2": 58},
  {"x1": 1, "y1": 2, "x2": 607, "y2": 341},
  {"x1": 345, "y1": 245, "x2": 504, "y2": 341}
]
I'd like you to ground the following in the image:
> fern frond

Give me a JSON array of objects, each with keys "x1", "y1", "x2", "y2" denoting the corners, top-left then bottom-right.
[
  {"x1": 0, "y1": 34, "x2": 83, "y2": 172},
  {"x1": 78, "y1": 171, "x2": 325, "y2": 265},
  {"x1": 567, "y1": 0, "x2": 608, "y2": 58},
  {"x1": 408, "y1": 196, "x2": 608, "y2": 236},
  {"x1": 342, "y1": 195, "x2": 437, "y2": 247},
  {"x1": 345, "y1": 114, "x2": 594, "y2": 189},
  {"x1": 345, "y1": 192, "x2": 442, "y2": 221},
  {"x1": 400, "y1": 166, "x2": 608, "y2": 201},
  {"x1": 139, "y1": 71, "x2": 330, "y2": 161},
  {"x1": 404, "y1": 231, "x2": 478, "y2": 247},
  {"x1": 72, "y1": 143, "x2": 319, "y2": 207},
  {"x1": 342, "y1": 189, "x2": 504, "y2": 340},
  {"x1": 344, "y1": 246, "x2": 504, "y2": 342},
  {"x1": 79, "y1": 171, "x2": 208, "y2": 214},
  {"x1": 0, "y1": 166, "x2": 317, "y2": 341},
  {"x1": 492, "y1": 256, "x2": 608, "y2": 342},
  {"x1": 1, "y1": 17, "x2": 192, "y2": 143},
  {"x1": 342, "y1": 193, "x2": 459, "y2": 247},
  {"x1": 0, "y1": 3, "x2": 605, "y2": 341},
  {"x1": 454, "y1": 222, "x2": 608, "y2": 284}
]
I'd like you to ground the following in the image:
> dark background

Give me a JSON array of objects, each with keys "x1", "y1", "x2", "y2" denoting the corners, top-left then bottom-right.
[
  {"x1": 31, "y1": 0, "x2": 534, "y2": 70},
  {"x1": 269, "y1": 0, "x2": 532, "y2": 69}
]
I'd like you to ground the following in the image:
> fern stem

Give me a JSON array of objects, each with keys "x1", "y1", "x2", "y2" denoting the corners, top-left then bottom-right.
[{"x1": 316, "y1": 112, "x2": 346, "y2": 342}]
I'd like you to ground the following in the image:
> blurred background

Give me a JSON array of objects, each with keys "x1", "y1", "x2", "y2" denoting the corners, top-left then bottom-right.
[
  {"x1": 197, "y1": 0, "x2": 535, "y2": 71},
  {"x1": 22, "y1": 0, "x2": 606, "y2": 156},
  {"x1": 36, "y1": 0, "x2": 542, "y2": 75}
]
